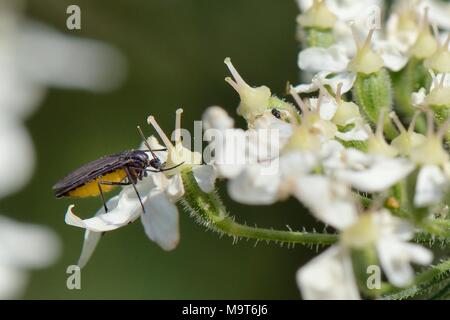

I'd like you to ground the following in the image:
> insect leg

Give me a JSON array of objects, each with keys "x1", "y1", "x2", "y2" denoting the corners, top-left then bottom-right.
[
  {"x1": 97, "y1": 182, "x2": 109, "y2": 213},
  {"x1": 160, "y1": 161, "x2": 185, "y2": 172},
  {"x1": 124, "y1": 166, "x2": 146, "y2": 214},
  {"x1": 97, "y1": 180, "x2": 132, "y2": 213}
]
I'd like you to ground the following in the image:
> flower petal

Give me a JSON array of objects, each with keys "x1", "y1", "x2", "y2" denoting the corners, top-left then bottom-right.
[
  {"x1": 377, "y1": 237, "x2": 433, "y2": 287},
  {"x1": 0, "y1": 265, "x2": 27, "y2": 299},
  {"x1": 335, "y1": 156, "x2": 415, "y2": 192},
  {"x1": 77, "y1": 230, "x2": 102, "y2": 269},
  {"x1": 227, "y1": 165, "x2": 280, "y2": 205},
  {"x1": 411, "y1": 88, "x2": 427, "y2": 108},
  {"x1": 0, "y1": 117, "x2": 35, "y2": 199},
  {"x1": 298, "y1": 45, "x2": 350, "y2": 73},
  {"x1": 19, "y1": 21, "x2": 126, "y2": 92},
  {"x1": 193, "y1": 165, "x2": 217, "y2": 193},
  {"x1": 0, "y1": 215, "x2": 60, "y2": 269},
  {"x1": 414, "y1": 165, "x2": 448, "y2": 207},
  {"x1": 335, "y1": 121, "x2": 370, "y2": 141},
  {"x1": 293, "y1": 175, "x2": 358, "y2": 230},
  {"x1": 297, "y1": 245, "x2": 360, "y2": 300},
  {"x1": 202, "y1": 106, "x2": 234, "y2": 132},
  {"x1": 374, "y1": 40, "x2": 408, "y2": 72},
  {"x1": 65, "y1": 190, "x2": 141, "y2": 232},
  {"x1": 309, "y1": 96, "x2": 338, "y2": 121},
  {"x1": 322, "y1": 72, "x2": 356, "y2": 94},
  {"x1": 140, "y1": 191, "x2": 179, "y2": 251}
]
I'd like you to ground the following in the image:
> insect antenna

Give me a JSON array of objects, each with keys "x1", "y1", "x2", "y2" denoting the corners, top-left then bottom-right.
[{"x1": 136, "y1": 126, "x2": 166, "y2": 158}]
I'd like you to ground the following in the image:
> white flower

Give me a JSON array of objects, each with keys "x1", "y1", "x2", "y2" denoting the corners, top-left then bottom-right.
[
  {"x1": 417, "y1": 0, "x2": 450, "y2": 31},
  {"x1": 203, "y1": 106, "x2": 292, "y2": 179},
  {"x1": 410, "y1": 114, "x2": 450, "y2": 207},
  {"x1": 0, "y1": 2, "x2": 125, "y2": 120},
  {"x1": 297, "y1": 0, "x2": 383, "y2": 23},
  {"x1": 297, "y1": 245, "x2": 360, "y2": 300},
  {"x1": 413, "y1": 71, "x2": 450, "y2": 110},
  {"x1": 297, "y1": 206, "x2": 433, "y2": 299},
  {"x1": 296, "y1": 26, "x2": 392, "y2": 101},
  {"x1": 0, "y1": 116, "x2": 34, "y2": 199},
  {"x1": 294, "y1": 175, "x2": 358, "y2": 229},
  {"x1": 0, "y1": 215, "x2": 60, "y2": 299},
  {"x1": 308, "y1": 83, "x2": 370, "y2": 141},
  {"x1": 326, "y1": 110, "x2": 415, "y2": 192},
  {"x1": 386, "y1": 0, "x2": 421, "y2": 52},
  {"x1": 293, "y1": 71, "x2": 356, "y2": 95},
  {"x1": 227, "y1": 136, "x2": 344, "y2": 205},
  {"x1": 223, "y1": 57, "x2": 272, "y2": 124},
  {"x1": 67, "y1": 172, "x2": 183, "y2": 268},
  {"x1": 333, "y1": 150, "x2": 415, "y2": 193},
  {"x1": 298, "y1": 45, "x2": 350, "y2": 73},
  {"x1": 414, "y1": 165, "x2": 448, "y2": 207}
]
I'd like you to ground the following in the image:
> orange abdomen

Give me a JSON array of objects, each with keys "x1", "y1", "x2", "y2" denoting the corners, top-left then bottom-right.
[{"x1": 67, "y1": 169, "x2": 127, "y2": 198}]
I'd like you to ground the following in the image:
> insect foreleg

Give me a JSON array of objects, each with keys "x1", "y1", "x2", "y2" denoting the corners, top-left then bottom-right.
[{"x1": 124, "y1": 166, "x2": 146, "y2": 214}]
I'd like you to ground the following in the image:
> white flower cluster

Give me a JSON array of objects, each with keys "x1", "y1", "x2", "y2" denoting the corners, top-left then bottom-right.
[
  {"x1": 62, "y1": 0, "x2": 449, "y2": 300},
  {"x1": 200, "y1": 0, "x2": 449, "y2": 299},
  {"x1": 0, "y1": 0, "x2": 125, "y2": 298}
]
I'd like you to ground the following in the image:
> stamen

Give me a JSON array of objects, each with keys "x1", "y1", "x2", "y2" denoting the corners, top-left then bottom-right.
[
  {"x1": 408, "y1": 111, "x2": 421, "y2": 133},
  {"x1": 444, "y1": 34, "x2": 450, "y2": 49},
  {"x1": 224, "y1": 77, "x2": 240, "y2": 92},
  {"x1": 426, "y1": 111, "x2": 435, "y2": 137},
  {"x1": 437, "y1": 117, "x2": 450, "y2": 139},
  {"x1": 421, "y1": 7, "x2": 429, "y2": 31},
  {"x1": 224, "y1": 57, "x2": 249, "y2": 89},
  {"x1": 336, "y1": 82, "x2": 343, "y2": 104},
  {"x1": 316, "y1": 88, "x2": 324, "y2": 114},
  {"x1": 389, "y1": 112, "x2": 406, "y2": 133},
  {"x1": 289, "y1": 86, "x2": 309, "y2": 115},
  {"x1": 175, "y1": 108, "x2": 183, "y2": 151},
  {"x1": 439, "y1": 73, "x2": 447, "y2": 88},
  {"x1": 147, "y1": 115, "x2": 175, "y2": 151},
  {"x1": 375, "y1": 109, "x2": 386, "y2": 138},
  {"x1": 350, "y1": 22, "x2": 362, "y2": 49},
  {"x1": 432, "y1": 23, "x2": 441, "y2": 45},
  {"x1": 362, "y1": 28, "x2": 375, "y2": 50}
]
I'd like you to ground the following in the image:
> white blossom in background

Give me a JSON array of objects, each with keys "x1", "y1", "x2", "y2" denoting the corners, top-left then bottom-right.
[
  {"x1": 0, "y1": 215, "x2": 60, "y2": 299},
  {"x1": 0, "y1": 0, "x2": 126, "y2": 297}
]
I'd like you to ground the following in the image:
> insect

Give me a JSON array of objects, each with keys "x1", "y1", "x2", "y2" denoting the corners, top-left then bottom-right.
[
  {"x1": 53, "y1": 127, "x2": 181, "y2": 213},
  {"x1": 271, "y1": 108, "x2": 281, "y2": 119}
]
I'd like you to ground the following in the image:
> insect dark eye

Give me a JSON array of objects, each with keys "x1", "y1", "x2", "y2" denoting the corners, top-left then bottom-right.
[
  {"x1": 271, "y1": 108, "x2": 281, "y2": 119},
  {"x1": 150, "y1": 158, "x2": 162, "y2": 169}
]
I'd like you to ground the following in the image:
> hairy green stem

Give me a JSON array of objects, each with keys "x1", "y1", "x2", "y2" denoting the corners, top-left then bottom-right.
[
  {"x1": 381, "y1": 259, "x2": 450, "y2": 300},
  {"x1": 180, "y1": 171, "x2": 338, "y2": 246}
]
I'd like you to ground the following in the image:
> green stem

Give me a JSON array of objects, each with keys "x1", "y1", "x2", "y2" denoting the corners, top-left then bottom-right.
[
  {"x1": 381, "y1": 259, "x2": 450, "y2": 300},
  {"x1": 180, "y1": 171, "x2": 338, "y2": 246}
]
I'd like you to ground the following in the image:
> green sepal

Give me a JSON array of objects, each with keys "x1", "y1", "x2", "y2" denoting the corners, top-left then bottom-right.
[
  {"x1": 303, "y1": 27, "x2": 335, "y2": 48},
  {"x1": 391, "y1": 57, "x2": 431, "y2": 132},
  {"x1": 352, "y1": 68, "x2": 397, "y2": 139},
  {"x1": 350, "y1": 246, "x2": 380, "y2": 299},
  {"x1": 336, "y1": 137, "x2": 368, "y2": 152}
]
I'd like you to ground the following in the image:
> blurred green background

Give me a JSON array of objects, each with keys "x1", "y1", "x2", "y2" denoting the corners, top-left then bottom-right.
[{"x1": 1, "y1": 0, "x2": 325, "y2": 299}]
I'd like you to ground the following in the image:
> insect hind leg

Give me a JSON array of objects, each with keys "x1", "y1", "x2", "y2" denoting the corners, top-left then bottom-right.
[{"x1": 97, "y1": 180, "x2": 132, "y2": 213}]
